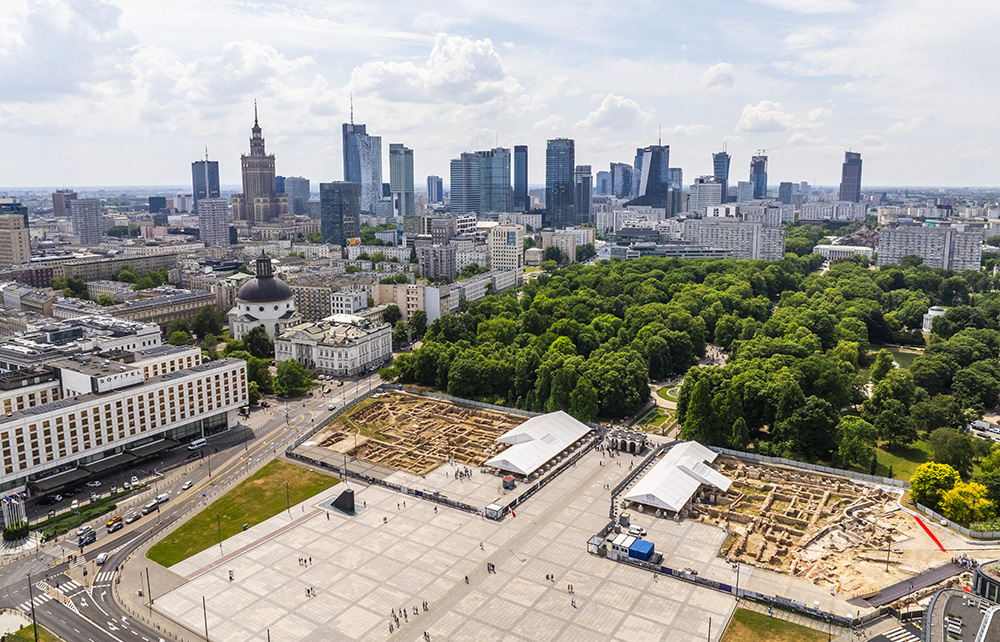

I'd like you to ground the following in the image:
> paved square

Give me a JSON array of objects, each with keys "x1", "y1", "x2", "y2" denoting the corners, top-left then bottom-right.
[{"x1": 155, "y1": 447, "x2": 854, "y2": 640}]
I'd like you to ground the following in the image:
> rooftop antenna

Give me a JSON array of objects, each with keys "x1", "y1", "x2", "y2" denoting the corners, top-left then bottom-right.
[
  {"x1": 254, "y1": 99, "x2": 258, "y2": 125},
  {"x1": 205, "y1": 145, "x2": 209, "y2": 162},
  {"x1": 350, "y1": 93, "x2": 354, "y2": 126}
]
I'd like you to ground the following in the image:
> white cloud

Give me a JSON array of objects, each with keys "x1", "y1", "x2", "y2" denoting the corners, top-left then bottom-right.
[
  {"x1": 700, "y1": 63, "x2": 735, "y2": 90},
  {"x1": 533, "y1": 115, "x2": 566, "y2": 131},
  {"x1": 575, "y1": 94, "x2": 653, "y2": 130},
  {"x1": 665, "y1": 124, "x2": 712, "y2": 136},
  {"x1": 736, "y1": 100, "x2": 795, "y2": 133},
  {"x1": 349, "y1": 33, "x2": 520, "y2": 105}
]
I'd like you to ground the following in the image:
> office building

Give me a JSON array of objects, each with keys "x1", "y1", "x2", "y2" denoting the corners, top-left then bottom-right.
[
  {"x1": 574, "y1": 165, "x2": 593, "y2": 225},
  {"x1": 0, "y1": 198, "x2": 29, "y2": 230},
  {"x1": 595, "y1": 171, "x2": 611, "y2": 196},
  {"x1": 479, "y1": 147, "x2": 512, "y2": 215},
  {"x1": 488, "y1": 225, "x2": 524, "y2": 272},
  {"x1": 320, "y1": 182, "x2": 361, "y2": 247},
  {"x1": 737, "y1": 181, "x2": 754, "y2": 203},
  {"x1": 540, "y1": 230, "x2": 578, "y2": 263},
  {"x1": 631, "y1": 145, "x2": 671, "y2": 209},
  {"x1": 231, "y1": 106, "x2": 288, "y2": 225},
  {"x1": 148, "y1": 196, "x2": 167, "y2": 215},
  {"x1": 877, "y1": 225, "x2": 983, "y2": 272},
  {"x1": 198, "y1": 197, "x2": 230, "y2": 248},
  {"x1": 690, "y1": 177, "x2": 723, "y2": 213},
  {"x1": 0, "y1": 215, "x2": 30, "y2": 268},
  {"x1": 610, "y1": 163, "x2": 633, "y2": 200},
  {"x1": 389, "y1": 144, "x2": 415, "y2": 218},
  {"x1": 750, "y1": 155, "x2": 767, "y2": 199},
  {"x1": 450, "y1": 152, "x2": 482, "y2": 215},
  {"x1": 514, "y1": 145, "x2": 529, "y2": 212},
  {"x1": 191, "y1": 155, "x2": 220, "y2": 207},
  {"x1": 52, "y1": 190, "x2": 77, "y2": 219},
  {"x1": 284, "y1": 177, "x2": 311, "y2": 215},
  {"x1": 418, "y1": 245, "x2": 458, "y2": 281},
  {"x1": 839, "y1": 151, "x2": 863, "y2": 203},
  {"x1": 68, "y1": 198, "x2": 103, "y2": 245},
  {"x1": 778, "y1": 182, "x2": 793, "y2": 205},
  {"x1": 427, "y1": 176, "x2": 444, "y2": 204},
  {"x1": 545, "y1": 139, "x2": 575, "y2": 229},
  {"x1": 275, "y1": 315, "x2": 391, "y2": 377},
  {"x1": 713, "y1": 150, "x2": 731, "y2": 203},
  {"x1": 342, "y1": 121, "x2": 382, "y2": 214}
]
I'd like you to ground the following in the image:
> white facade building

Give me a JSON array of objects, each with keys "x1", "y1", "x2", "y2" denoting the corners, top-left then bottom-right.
[
  {"x1": 274, "y1": 315, "x2": 391, "y2": 377},
  {"x1": 488, "y1": 225, "x2": 524, "y2": 272},
  {"x1": 227, "y1": 255, "x2": 303, "y2": 341}
]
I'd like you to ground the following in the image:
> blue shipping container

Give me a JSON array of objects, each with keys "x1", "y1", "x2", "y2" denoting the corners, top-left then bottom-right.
[{"x1": 629, "y1": 539, "x2": 654, "y2": 562}]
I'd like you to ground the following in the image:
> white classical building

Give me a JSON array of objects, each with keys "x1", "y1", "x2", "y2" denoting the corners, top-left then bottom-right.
[
  {"x1": 274, "y1": 314, "x2": 391, "y2": 377},
  {"x1": 227, "y1": 254, "x2": 303, "y2": 341}
]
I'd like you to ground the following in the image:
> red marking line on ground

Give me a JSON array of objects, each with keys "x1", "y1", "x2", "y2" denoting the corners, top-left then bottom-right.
[{"x1": 913, "y1": 514, "x2": 947, "y2": 552}]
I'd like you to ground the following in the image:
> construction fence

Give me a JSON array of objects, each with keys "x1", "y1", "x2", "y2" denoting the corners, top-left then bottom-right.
[{"x1": 709, "y1": 446, "x2": 910, "y2": 489}]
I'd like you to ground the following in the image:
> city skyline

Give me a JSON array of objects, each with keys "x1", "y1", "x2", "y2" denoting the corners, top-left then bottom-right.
[{"x1": 1, "y1": 1, "x2": 998, "y2": 188}]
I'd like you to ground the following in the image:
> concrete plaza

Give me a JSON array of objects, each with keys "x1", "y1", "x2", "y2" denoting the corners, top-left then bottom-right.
[{"x1": 155, "y1": 449, "x2": 741, "y2": 641}]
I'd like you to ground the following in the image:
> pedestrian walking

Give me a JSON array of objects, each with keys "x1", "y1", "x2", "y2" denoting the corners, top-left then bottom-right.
[
  {"x1": 309, "y1": 557, "x2": 312, "y2": 564},
  {"x1": 480, "y1": 542, "x2": 484, "y2": 550},
  {"x1": 571, "y1": 599, "x2": 576, "y2": 608}
]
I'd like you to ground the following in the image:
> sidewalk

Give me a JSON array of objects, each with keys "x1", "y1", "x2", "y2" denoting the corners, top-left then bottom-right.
[{"x1": 739, "y1": 598, "x2": 849, "y2": 638}]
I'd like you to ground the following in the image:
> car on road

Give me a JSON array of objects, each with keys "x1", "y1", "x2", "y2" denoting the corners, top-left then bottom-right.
[
  {"x1": 86, "y1": 480, "x2": 102, "y2": 488},
  {"x1": 106, "y1": 515, "x2": 122, "y2": 528},
  {"x1": 156, "y1": 492, "x2": 169, "y2": 504},
  {"x1": 131, "y1": 476, "x2": 139, "y2": 485},
  {"x1": 110, "y1": 485, "x2": 118, "y2": 493},
  {"x1": 260, "y1": 401, "x2": 270, "y2": 408},
  {"x1": 141, "y1": 500, "x2": 158, "y2": 515},
  {"x1": 107, "y1": 521, "x2": 123, "y2": 533},
  {"x1": 63, "y1": 489, "x2": 76, "y2": 497},
  {"x1": 337, "y1": 381, "x2": 343, "y2": 387},
  {"x1": 70, "y1": 500, "x2": 79, "y2": 510},
  {"x1": 77, "y1": 525, "x2": 93, "y2": 537},
  {"x1": 186, "y1": 452, "x2": 200, "y2": 461},
  {"x1": 328, "y1": 403, "x2": 337, "y2": 410},
  {"x1": 95, "y1": 552, "x2": 108, "y2": 565},
  {"x1": 79, "y1": 531, "x2": 96, "y2": 546},
  {"x1": 125, "y1": 512, "x2": 140, "y2": 524},
  {"x1": 182, "y1": 480, "x2": 193, "y2": 490}
]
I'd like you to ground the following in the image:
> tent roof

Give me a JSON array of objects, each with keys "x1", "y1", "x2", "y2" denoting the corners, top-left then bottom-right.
[
  {"x1": 623, "y1": 441, "x2": 731, "y2": 513},
  {"x1": 485, "y1": 411, "x2": 590, "y2": 476}
]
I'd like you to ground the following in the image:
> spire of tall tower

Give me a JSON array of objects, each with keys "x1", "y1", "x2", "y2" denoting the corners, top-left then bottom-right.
[
  {"x1": 205, "y1": 145, "x2": 209, "y2": 162},
  {"x1": 254, "y1": 99, "x2": 259, "y2": 126},
  {"x1": 658, "y1": 125, "x2": 661, "y2": 146}
]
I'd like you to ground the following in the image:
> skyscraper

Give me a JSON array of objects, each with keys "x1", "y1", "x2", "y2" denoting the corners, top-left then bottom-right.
[
  {"x1": 545, "y1": 138, "x2": 575, "y2": 229},
  {"x1": 737, "y1": 181, "x2": 754, "y2": 203},
  {"x1": 0, "y1": 214, "x2": 30, "y2": 268},
  {"x1": 198, "y1": 197, "x2": 231, "y2": 248},
  {"x1": 574, "y1": 165, "x2": 593, "y2": 225},
  {"x1": 231, "y1": 105, "x2": 288, "y2": 225},
  {"x1": 284, "y1": 177, "x2": 311, "y2": 215},
  {"x1": 68, "y1": 198, "x2": 103, "y2": 245},
  {"x1": 690, "y1": 176, "x2": 723, "y2": 213},
  {"x1": 427, "y1": 176, "x2": 443, "y2": 203},
  {"x1": 342, "y1": 121, "x2": 382, "y2": 214},
  {"x1": 0, "y1": 197, "x2": 29, "y2": 230},
  {"x1": 389, "y1": 144, "x2": 415, "y2": 218},
  {"x1": 514, "y1": 145, "x2": 528, "y2": 212},
  {"x1": 52, "y1": 190, "x2": 77, "y2": 219},
  {"x1": 595, "y1": 171, "x2": 611, "y2": 196},
  {"x1": 631, "y1": 145, "x2": 671, "y2": 207},
  {"x1": 320, "y1": 182, "x2": 361, "y2": 246},
  {"x1": 148, "y1": 196, "x2": 166, "y2": 214},
  {"x1": 191, "y1": 153, "x2": 220, "y2": 208},
  {"x1": 478, "y1": 147, "x2": 512, "y2": 214},
  {"x1": 712, "y1": 150, "x2": 731, "y2": 204},
  {"x1": 450, "y1": 153, "x2": 482, "y2": 215},
  {"x1": 610, "y1": 162, "x2": 633, "y2": 200},
  {"x1": 778, "y1": 182, "x2": 793, "y2": 205},
  {"x1": 839, "y1": 151, "x2": 863, "y2": 203},
  {"x1": 275, "y1": 176, "x2": 285, "y2": 195},
  {"x1": 750, "y1": 155, "x2": 768, "y2": 200}
]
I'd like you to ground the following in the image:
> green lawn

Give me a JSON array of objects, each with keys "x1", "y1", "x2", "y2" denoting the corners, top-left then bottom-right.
[
  {"x1": 656, "y1": 386, "x2": 680, "y2": 401},
  {"x1": 4, "y1": 624, "x2": 63, "y2": 642},
  {"x1": 637, "y1": 407, "x2": 674, "y2": 434},
  {"x1": 147, "y1": 460, "x2": 338, "y2": 567},
  {"x1": 720, "y1": 608, "x2": 828, "y2": 642}
]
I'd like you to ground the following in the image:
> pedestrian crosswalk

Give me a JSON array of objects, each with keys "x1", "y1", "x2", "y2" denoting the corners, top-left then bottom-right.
[
  {"x1": 95, "y1": 570, "x2": 116, "y2": 584},
  {"x1": 882, "y1": 626, "x2": 920, "y2": 642},
  {"x1": 17, "y1": 592, "x2": 53, "y2": 612},
  {"x1": 68, "y1": 555, "x2": 87, "y2": 569}
]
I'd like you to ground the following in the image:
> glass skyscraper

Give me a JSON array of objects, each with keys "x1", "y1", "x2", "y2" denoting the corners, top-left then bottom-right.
[
  {"x1": 389, "y1": 143, "x2": 415, "y2": 218},
  {"x1": 427, "y1": 175, "x2": 443, "y2": 203},
  {"x1": 342, "y1": 122, "x2": 382, "y2": 214},
  {"x1": 191, "y1": 157, "x2": 220, "y2": 208},
  {"x1": 839, "y1": 151, "x2": 863, "y2": 202},
  {"x1": 750, "y1": 155, "x2": 768, "y2": 200},
  {"x1": 478, "y1": 147, "x2": 512, "y2": 214},
  {"x1": 545, "y1": 138, "x2": 575, "y2": 229},
  {"x1": 712, "y1": 151, "x2": 730, "y2": 203},
  {"x1": 514, "y1": 145, "x2": 528, "y2": 212},
  {"x1": 320, "y1": 182, "x2": 361, "y2": 246}
]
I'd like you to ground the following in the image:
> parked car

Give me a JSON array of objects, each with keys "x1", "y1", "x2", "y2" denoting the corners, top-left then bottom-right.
[
  {"x1": 123, "y1": 482, "x2": 131, "y2": 490},
  {"x1": 628, "y1": 524, "x2": 647, "y2": 537},
  {"x1": 131, "y1": 476, "x2": 139, "y2": 485},
  {"x1": 70, "y1": 500, "x2": 79, "y2": 510}
]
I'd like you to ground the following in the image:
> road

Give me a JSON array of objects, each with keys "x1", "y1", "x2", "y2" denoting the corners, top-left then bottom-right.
[{"x1": 0, "y1": 373, "x2": 380, "y2": 641}]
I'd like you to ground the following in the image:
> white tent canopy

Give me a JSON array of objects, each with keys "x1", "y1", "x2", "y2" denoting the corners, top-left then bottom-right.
[
  {"x1": 623, "y1": 441, "x2": 731, "y2": 513},
  {"x1": 485, "y1": 411, "x2": 590, "y2": 476}
]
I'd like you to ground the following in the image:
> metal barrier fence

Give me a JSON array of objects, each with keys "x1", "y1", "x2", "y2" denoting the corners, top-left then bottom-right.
[
  {"x1": 398, "y1": 386, "x2": 542, "y2": 418},
  {"x1": 916, "y1": 503, "x2": 1000, "y2": 541},
  {"x1": 709, "y1": 446, "x2": 910, "y2": 489}
]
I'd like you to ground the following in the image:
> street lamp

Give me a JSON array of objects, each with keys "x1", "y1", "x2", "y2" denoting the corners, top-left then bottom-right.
[
  {"x1": 26, "y1": 572, "x2": 39, "y2": 642},
  {"x1": 884, "y1": 528, "x2": 894, "y2": 572}
]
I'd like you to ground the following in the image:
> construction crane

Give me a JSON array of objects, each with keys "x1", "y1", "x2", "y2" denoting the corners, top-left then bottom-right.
[{"x1": 755, "y1": 148, "x2": 779, "y2": 156}]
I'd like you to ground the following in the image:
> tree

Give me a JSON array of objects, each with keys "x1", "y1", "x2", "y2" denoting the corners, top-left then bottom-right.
[
  {"x1": 52, "y1": 276, "x2": 88, "y2": 299},
  {"x1": 409, "y1": 246, "x2": 418, "y2": 263},
  {"x1": 523, "y1": 237, "x2": 536, "y2": 250},
  {"x1": 392, "y1": 321, "x2": 409, "y2": 348},
  {"x1": 837, "y1": 416, "x2": 877, "y2": 471},
  {"x1": 682, "y1": 379, "x2": 721, "y2": 445},
  {"x1": 773, "y1": 395, "x2": 838, "y2": 459},
  {"x1": 409, "y1": 310, "x2": 428, "y2": 340},
  {"x1": 384, "y1": 305, "x2": 402, "y2": 326},
  {"x1": 167, "y1": 330, "x2": 192, "y2": 346},
  {"x1": 544, "y1": 246, "x2": 566, "y2": 265},
  {"x1": 940, "y1": 481, "x2": 994, "y2": 524},
  {"x1": 873, "y1": 399, "x2": 918, "y2": 451},
  {"x1": 191, "y1": 305, "x2": 225, "y2": 338},
  {"x1": 306, "y1": 232, "x2": 322, "y2": 243},
  {"x1": 911, "y1": 395, "x2": 965, "y2": 437},
  {"x1": 540, "y1": 260, "x2": 558, "y2": 271},
  {"x1": 929, "y1": 427, "x2": 975, "y2": 478},
  {"x1": 244, "y1": 326, "x2": 274, "y2": 359},
  {"x1": 730, "y1": 417, "x2": 750, "y2": 450},
  {"x1": 576, "y1": 243, "x2": 597, "y2": 262},
  {"x1": 247, "y1": 380, "x2": 261, "y2": 405},
  {"x1": 910, "y1": 462, "x2": 960, "y2": 510},
  {"x1": 981, "y1": 444, "x2": 1000, "y2": 475},
  {"x1": 199, "y1": 333, "x2": 219, "y2": 360},
  {"x1": 274, "y1": 359, "x2": 314, "y2": 397},
  {"x1": 229, "y1": 350, "x2": 273, "y2": 394},
  {"x1": 97, "y1": 295, "x2": 114, "y2": 306},
  {"x1": 568, "y1": 377, "x2": 598, "y2": 423},
  {"x1": 113, "y1": 266, "x2": 139, "y2": 283},
  {"x1": 870, "y1": 349, "x2": 895, "y2": 384},
  {"x1": 168, "y1": 318, "x2": 191, "y2": 337}
]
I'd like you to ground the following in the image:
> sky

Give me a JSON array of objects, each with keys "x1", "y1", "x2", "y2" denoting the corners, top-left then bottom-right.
[{"x1": 1, "y1": 0, "x2": 998, "y2": 190}]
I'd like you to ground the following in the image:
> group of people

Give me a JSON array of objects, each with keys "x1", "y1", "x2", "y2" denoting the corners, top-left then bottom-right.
[
  {"x1": 953, "y1": 554, "x2": 978, "y2": 570},
  {"x1": 388, "y1": 601, "x2": 429, "y2": 634},
  {"x1": 298, "y1": 556, "x2": 312, "y2": 566}
]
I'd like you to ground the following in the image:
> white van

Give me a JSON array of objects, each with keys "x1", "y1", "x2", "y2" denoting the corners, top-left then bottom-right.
[
  {"x1": 156, "y1": 493, "x2": 169, "y2": 504},
  {"x1": 187, "y1": 438, "x2": 207, "y2": 451},
  {"x1": 141, "y1": 500, "x2": 158, "y2": 515}
]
